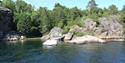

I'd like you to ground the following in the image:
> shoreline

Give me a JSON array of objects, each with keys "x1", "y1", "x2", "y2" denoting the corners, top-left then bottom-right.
[
  {"x1": 26, "y1": 37, "x2": 41, "y2": 40},
  {"x1": 1, "y1": 36, "x2": 125, "y2": 43}
]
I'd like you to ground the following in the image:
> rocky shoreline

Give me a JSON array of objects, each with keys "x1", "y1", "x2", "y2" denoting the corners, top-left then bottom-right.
[
  {"x1": 42, "y1": 27, "x2": 124, "y2": 46},
  {"x1": 0, "y1": 7, "x2": 25, "y2": 41},
  {"x1": 3, "y1": 31, "x2": 26, "y2": 41},
  {"x1": 0, "y1": 7, "x2": 124, "y2": 44},
  {"x1": 42, "y1": 16, "x2": 124, "y2": 46}
]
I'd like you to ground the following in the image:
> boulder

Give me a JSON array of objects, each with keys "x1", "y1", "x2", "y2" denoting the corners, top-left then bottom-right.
[
  {"x1": 67, "y1": 35, "x2": 105, "y2": 44},
  {"x1": 41, "y1": 27, "x2": 63, "y2": 41},
  {"x1": 43, "y1": 39, "x2": 59, "y2": 46},
  {"x1": 49, "y1": 27, "x2": 63, "y2": 39},
  {"x1": 42, "y1": 27, "x2": 64, "y2": 46}
]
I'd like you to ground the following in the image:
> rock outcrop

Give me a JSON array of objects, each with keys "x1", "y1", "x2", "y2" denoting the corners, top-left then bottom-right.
[
  {"x1": 42, "y1": 27, "x2": 64, "y2": 46},
  {"x1": 64, "y1": 16, "x2": 124, "y2": 43},
  {"x1": 42, "y1": 16, "x2": 124, "y2": 45},
  {"x1": 42, "y1": 27, "x2": 64, "y2": 40},
  {"x1": 67, "y1": 35, "x2": 105, "y2": 44},
  {"x1": 0, "y1": 7, "x2": 13, "y2": 39},
  {"x1": 64, "y1": 25, "x2": 82, "y2": 41},
  {"x1": 49, "y1": 27, "x2": 63, "y2": 39},
  {"x1": 64, "y1": 33, "x2": 74, "y2": 41},
  {"x1": 94, "y1": 16, "x2": 123, "y2": 37},
  {"x1": 0, "y1": 7, "x2": 25, "y2": 41},
  {"x1": 84, "y1": 18, "x2": 96, "y2": 31}
]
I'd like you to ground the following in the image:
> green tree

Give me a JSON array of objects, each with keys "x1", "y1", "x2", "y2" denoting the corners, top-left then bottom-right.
[
  {"x1": 2, "y1": 0, "x2": 15, "y2": 11},
  {"x1": 17, "y1": 13, "x2": 32, "y2": 36},
  {"x1": 53, "y1": 3, "x2": 67, "y2": 27},
  {"x1": 102, "y1": 7, "x2": 109, "y2": 16},
  {"x1": 97, "y1": 8, "x2": 103, "y2": 17},
  {"x1": 70, "y1": 7, "x2": 83, "y2": 20},
  {"x1": 108, "y1": 4, "x2": 118, "y2": 15},
  {"x1": 15, "y1": 0, "x2": 33, "y2": 13},
  {"x1": 86, "y1": 0, "x2": 99, "y2": 21},
  {"x1": 120, "y1": 5, "x2": 125, "y2": 23},
  {"x1": 38, "y1": 7, "x2": 51, "y2": 34},
  {"x1": 0, "y1": 0, "x2": 2, "y2": 6},
  {"x1": 87, "y1": 0, "x2": 97, "y2": 13},
  {"x1": 120, "y1": 5, "x2": 125, "y2": 32},
  {"x1": 30, "y1": 11, "x2": 42, "y2": 37}
]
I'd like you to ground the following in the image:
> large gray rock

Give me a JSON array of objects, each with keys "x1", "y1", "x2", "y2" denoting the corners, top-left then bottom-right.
[
  {"x1": 0, "y1": 7, "x2": 13, "y2": 39},
  {"x1": 43, "y1": 39, "x2": 59, "y2": 46},
  {"x1": 94, "y1": 16, "x2": 123, "y2": 36},
  {"x1": 49, "y1": 27, "x2": 63, "y2": 39},
  {"x1": 42, "y1": 27, "x2": 63, "y2": 46},
  {"x1": 84, "y1": 18, "x2": 96, "y2": 31}
]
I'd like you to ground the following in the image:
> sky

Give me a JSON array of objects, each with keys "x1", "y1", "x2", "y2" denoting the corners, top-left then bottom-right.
[{"x1": 23, "y1": 0, "x2": 125, "y2": 10}]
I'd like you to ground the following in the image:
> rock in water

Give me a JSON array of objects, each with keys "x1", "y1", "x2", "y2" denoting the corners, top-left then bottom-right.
[
  {"x1": 43, "y1": 39, "x2": 59, "y2": 46},
  {"x1": 42, "y1": 27, "x2": 63, "y2": 41},
  {"x1": 42, "y1": 27, "x2": 63, "y2": 46}
]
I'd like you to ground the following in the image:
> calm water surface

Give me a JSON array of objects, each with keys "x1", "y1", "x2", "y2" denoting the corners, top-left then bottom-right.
[{"x1": 0, "y1": 39, "x2": 125, "y2": 63}]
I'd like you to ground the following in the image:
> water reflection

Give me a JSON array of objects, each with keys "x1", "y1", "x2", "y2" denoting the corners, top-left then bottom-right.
[{"x1": 0, "y1": 40, "x2": 125, "y2": 63}]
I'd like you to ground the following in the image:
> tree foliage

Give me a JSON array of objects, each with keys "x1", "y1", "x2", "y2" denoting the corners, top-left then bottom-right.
[{"x1": 108, "y1": 4, "x2": 118, "y2": 15}]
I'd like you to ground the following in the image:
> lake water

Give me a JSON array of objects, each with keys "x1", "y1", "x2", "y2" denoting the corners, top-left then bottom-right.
[{"x1": 0, "y1": 39, "x2": 125, "y2": 63}]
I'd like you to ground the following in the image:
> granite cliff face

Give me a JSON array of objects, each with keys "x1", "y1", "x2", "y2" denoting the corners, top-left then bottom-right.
[
  {"x1": 0, "y1": 7, "x2": 13, "y2": 39},
  {"x1": 94, "y1": 16, "x2": 123, "y2": 37}
]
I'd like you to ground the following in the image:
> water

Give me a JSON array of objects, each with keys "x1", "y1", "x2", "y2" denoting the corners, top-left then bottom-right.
[{"x1": 0, "y1": 39, "x2": 125, "y2": 63}]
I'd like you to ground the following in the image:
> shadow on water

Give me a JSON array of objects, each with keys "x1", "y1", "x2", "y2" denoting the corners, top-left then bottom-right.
[{"x1": 0, "y1": 40, "x2": 125, "y2": 63}]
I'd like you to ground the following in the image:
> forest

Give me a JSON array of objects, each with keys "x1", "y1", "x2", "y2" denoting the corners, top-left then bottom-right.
[{"x1": 0, "y1": 0, "x2": 125, "y2": 37}]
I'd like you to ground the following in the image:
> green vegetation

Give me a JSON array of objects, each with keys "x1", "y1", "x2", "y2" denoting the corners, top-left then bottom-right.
[{"x1": 0, "y1": 0, "x2": 125, "y2": 37}]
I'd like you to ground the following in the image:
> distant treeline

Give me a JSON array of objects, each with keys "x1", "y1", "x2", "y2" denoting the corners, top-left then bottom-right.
[{"x1": 0, "y1": 0, "x2": 125, "y2": 37}]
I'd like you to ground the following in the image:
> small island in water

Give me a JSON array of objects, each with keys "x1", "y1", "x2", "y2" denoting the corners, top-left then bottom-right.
[{"x1": 0, "y1": 0, "x2": 125, "y2": 63}]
